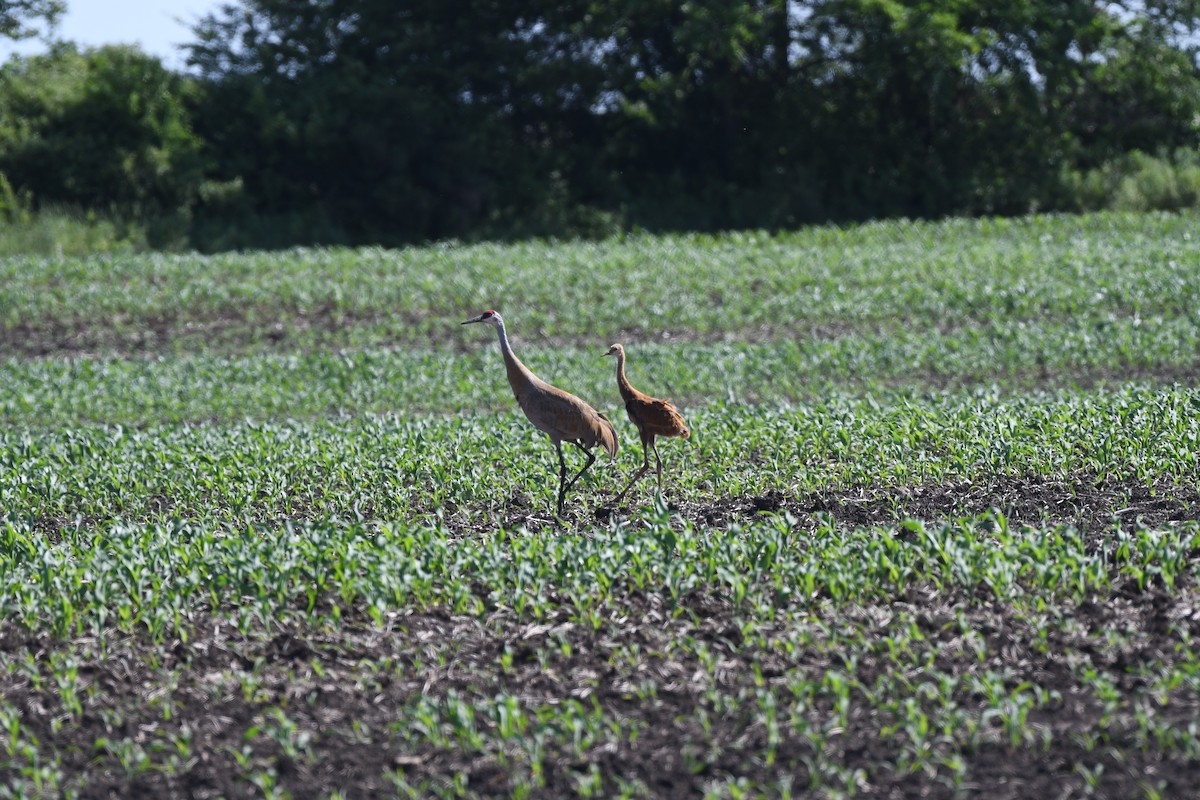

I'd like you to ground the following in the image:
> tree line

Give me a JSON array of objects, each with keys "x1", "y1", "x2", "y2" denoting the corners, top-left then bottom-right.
[{"x1": 2, "y1": 0, "x2": 1199, "y2": 250}]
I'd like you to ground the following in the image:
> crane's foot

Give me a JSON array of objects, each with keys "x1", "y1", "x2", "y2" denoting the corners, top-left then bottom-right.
[{"x1": 554, "y1": 501, "x2": 576, "y2": 524}]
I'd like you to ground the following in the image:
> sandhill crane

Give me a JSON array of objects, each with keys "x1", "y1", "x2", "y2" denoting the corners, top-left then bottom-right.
[
  {"x1": 603, "y1": 343, "x2": 690, "y2": 503},
  {"x1": 462, "y1": 310, "x2": 619, "y2": 516}
]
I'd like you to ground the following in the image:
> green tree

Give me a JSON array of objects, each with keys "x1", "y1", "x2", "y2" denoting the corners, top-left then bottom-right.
[
  {"x1": 0, "y1": 43, "x2": 205, "y2": 241},
  {"x1": 186, "y1": 0, "x2": 606, "y2": 245},
  {"x1": 581, "y1": 0, "x2": 1200, "y2": 223},
  {"x1": 0, "y1": 0, "x2": 63, "y2": 40},
  {"x1": 183, "y1": 0, "x2": 1200, "y2": 244}
]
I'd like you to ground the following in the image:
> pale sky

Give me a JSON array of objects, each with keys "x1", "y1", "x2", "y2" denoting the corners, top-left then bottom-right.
[{"x1": 0, "y1": 0, "x2": 223, "y2": 69}]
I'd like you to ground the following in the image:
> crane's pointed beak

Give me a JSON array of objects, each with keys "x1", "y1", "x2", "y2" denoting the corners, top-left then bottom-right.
[{"x1": 461, "y1": 316, "x2": 483, "y2": 325}]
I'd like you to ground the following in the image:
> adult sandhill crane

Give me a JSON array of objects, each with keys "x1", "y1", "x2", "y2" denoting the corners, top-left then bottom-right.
[
  {"x1": 603, "y1": 343, "x2": 690, "y2": 503},
  {"x1": 462, "y1": 310, "x2": 618, "y2": 516}
]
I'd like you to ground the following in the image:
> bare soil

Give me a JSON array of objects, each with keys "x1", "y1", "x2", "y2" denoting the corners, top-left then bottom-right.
[
  {"x1": 5, "y1": 579, "x2": 1200, "y2": 798},
  {"x1": 685, "y1": 472, "x2": 1200, "y2": 541},
  {"x1": 565, "y1": 472, "x2": 1198, "y2": 544},
  {"x1": 4, "y1": 315, "x2": 826, "y2": 358},
  {"x1": 2, "y1": 307, "x2": 392, "y2": 358}
]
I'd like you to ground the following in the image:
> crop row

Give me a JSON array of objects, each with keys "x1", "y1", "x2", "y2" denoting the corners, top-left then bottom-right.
[
  {"x1": 1, "y1": 386, "x2": 1195, "y2": 530},
  {"x1": 0, "y1": 512, "x2": 1198, "y2": 796},
  {"x1": 3, "y1": 211, "x2": 1198, "y2": 355},
  {"x1": 3, "y1": 311, "x2": 1200, "y2": 428},
  {"x1": 4, "y1": 511, "x2": 1197, "y2": 638}
]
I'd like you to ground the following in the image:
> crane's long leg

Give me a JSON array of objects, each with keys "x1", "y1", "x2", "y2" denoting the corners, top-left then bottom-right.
[
  {"x1": 653, "y1": 441, "x2": 665, "y2": 492},
  {"x1": 563, "y1": 444, "x2": 598, "y2": 494},
  {"x1": 555, "y1": 442, "x2": 598, "y2": 516},
  {"x1": 612, "y1": 438, "x2": 652, "y2": 504},
  {"x1": 555, "y1": 441, "x2": 569, "y2": 516}
]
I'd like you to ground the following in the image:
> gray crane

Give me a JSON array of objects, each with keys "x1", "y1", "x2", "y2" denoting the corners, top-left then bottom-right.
[{"x1": 462, "y1": 310, "x2": 618, "y2": 516}]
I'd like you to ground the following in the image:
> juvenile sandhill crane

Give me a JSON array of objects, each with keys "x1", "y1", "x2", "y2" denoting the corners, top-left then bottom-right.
[
  {"x1": 462, "y1": 310, "x2": 618, "y2": 516},
  {"x1": 603, "y1": 343, "x2": 690, "y2": 503}
]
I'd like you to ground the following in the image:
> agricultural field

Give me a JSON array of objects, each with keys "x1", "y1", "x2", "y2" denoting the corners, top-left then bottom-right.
[{"x1": 1, "y1": 211, "x2": 1199, "y2": 798}]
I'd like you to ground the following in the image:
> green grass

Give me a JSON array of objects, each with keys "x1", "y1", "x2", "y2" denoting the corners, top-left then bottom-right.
[{"x1": 2, "y1": 211, "x2": 1200, "y2": 797}]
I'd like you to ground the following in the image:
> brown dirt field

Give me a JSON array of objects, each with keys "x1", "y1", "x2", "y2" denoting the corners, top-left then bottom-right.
[
  {"x1": 5, "y1": 578, "x2": 1200, "y2": 798},
  {"x1": 551, "y1": 472, "x2": 1198, "y2": 544}
]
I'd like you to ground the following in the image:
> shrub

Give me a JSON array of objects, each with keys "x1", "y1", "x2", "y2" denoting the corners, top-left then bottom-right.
[{"x1": 1058, "y1": 150, "x2": 1200, "y2": 212}]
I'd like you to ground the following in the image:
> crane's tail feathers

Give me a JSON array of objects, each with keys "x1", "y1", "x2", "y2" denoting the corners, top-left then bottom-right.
[{"x1": 597, "y1": 412, "x2": 619, "y2": 458}]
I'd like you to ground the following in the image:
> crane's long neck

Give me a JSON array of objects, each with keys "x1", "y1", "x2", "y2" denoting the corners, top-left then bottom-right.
[
  {"x1": 494, "y1": 318, "x2": 536, "y2": 395},
  {"x1": 614, "y1": 351, "x2": 635, "y2": 401}
]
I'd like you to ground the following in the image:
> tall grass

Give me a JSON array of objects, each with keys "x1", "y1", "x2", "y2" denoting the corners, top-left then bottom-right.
[{"x1": 0, "y1": 207, "x2": 145, "y2": 258}]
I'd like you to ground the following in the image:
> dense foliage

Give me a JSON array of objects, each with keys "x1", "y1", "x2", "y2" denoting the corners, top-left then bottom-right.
[
  {"x1": 0, "y1": 43, "x2": 204, "y2": 246},
  {"x1": 1, "y1": 1, "x2": 1200, "y2": 247},
  {"x1": 182, "y1": 0, "x2": 1200, "y2": 244}
]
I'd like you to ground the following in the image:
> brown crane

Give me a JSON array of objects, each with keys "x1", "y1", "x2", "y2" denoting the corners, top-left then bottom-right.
[
  {"x1": 462, "y1": 310, "x2": 618, "y2": 516},
  {"x1": 603, "y1": 343, "x2": 690, "y2": 503}
]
